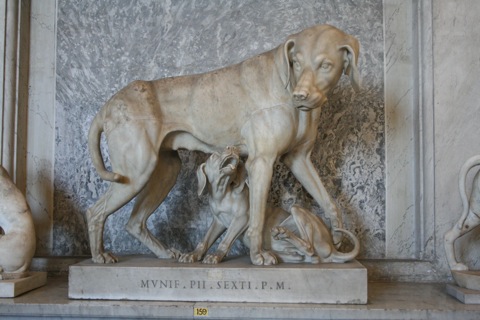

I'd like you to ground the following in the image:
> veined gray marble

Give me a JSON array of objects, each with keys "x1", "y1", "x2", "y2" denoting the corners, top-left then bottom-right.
[
  {"x1": 433, "y1": 0, "x2": 480, "y2": 272},
  {"x1": 54, "y1": 0, "x2": 384, "y2": 258}
]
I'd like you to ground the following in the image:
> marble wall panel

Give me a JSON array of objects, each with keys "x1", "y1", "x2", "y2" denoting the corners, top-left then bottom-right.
[
  {"x1": 433, "y1": 0, "x2": 480, "y2": 272},
  {"x1": 54, "y1": 0, "x2": 384, "y2": 258}
]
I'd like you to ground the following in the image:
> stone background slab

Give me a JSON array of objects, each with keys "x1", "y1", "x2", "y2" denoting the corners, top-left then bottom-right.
[{"x1": 54, "y1": 0, "x2": 384, "y2": 259}]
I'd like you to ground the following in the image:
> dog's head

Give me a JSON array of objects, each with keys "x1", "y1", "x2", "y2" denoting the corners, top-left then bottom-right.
[
  {"x1": 197, "y1": 146, "x2": 245, "y2": 197},
  {"x1": 276, "y1": 24, "x2": 361, "y2": 111}
]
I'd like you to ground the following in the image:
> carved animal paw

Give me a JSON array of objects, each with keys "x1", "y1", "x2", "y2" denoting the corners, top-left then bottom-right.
[
  {"x1": 178, "y1": 252, "x2": 200, "y2": 263},
  {"x1": 168, "y1": 248, "x2": 182, "y2": 260},
  {"x1": 310, "y1": 255, "x2": 321, "y2": 264},
  {"x1": 271, "y1": 226, "x2": 289, "y2": 240},
  {"x1": 332, "y1": 229, "x2": 345, "y2": 249},
  {"x1": 202, "y1": 253, "x2": 224, "y2": 264},
  {"x1": 250, "y1": 251, "x2": 278, "y2": 266},
  {"x1": 92, "y1": 252, "x2": 118, "y2": 264}
]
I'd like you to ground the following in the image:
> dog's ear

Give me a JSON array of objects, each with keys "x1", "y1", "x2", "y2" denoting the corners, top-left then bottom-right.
[
  {"x1": 338, "y1": 37, "x2": 361, "y2": 92},
  {"x1": 275, "y1": 39, "x2": 296, "y2": 90},
  {"x1": 232, "y1": 162, "x2": 248, "y2": 194},
  {"x1": 196, "y1": 163, "x2": 208, "y2": 197}
]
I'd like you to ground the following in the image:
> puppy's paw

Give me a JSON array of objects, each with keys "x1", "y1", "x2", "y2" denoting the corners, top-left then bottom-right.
[
  {"x1": 178, "y1": 253, "x2": 200, "y2": 263},
  {"x1": 271, "y1": 226, "x2": 289, "y2": 240},
  {"x1": 168, "y1": 248, "x2": 182, "y2": 260},
  {"x1": 331, "y1": 229, "x2": 345, "y2": 249},
  {"x1": 92, "y1": 252, "x2": 118, "y2": 264},
  {"x1": 202, "y1": 253, "x2": 224, "y2": 264}
]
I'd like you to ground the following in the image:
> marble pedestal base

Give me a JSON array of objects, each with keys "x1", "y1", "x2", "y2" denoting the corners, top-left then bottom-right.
[
  {"x1": 69, "y1": 255, "x2": 367, "y2": 304},
  {"x1": 447, "y1": 270, "x2": 480, "y2": 304},
  {"x1": 446, "y1": 284, "x2": 480, "y2": 304},
  {"x1": 0, "y1": 272, "x2": 47, "y2": 298}
]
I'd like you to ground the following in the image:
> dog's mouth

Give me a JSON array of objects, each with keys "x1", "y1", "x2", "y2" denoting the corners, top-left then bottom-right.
[
  {"x1": 220, "y1": 154, "x2": 239, "y2": 173},
  {"x1": 294, "y1": 99, "x2": 327, "y2": 111},
  {"x1": 292, "y1": 93, "x2": 327, "y2": 111},
  {"x1": 296, "y1": 104, "x2": 317, "y2": 111}
]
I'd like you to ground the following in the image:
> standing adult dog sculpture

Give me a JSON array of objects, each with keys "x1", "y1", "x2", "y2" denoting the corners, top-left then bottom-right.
[{"x1": 87, "y1": 24, "x2": 361, "y2": 265}]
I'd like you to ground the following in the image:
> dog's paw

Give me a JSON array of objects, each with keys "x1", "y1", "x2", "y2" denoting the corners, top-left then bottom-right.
[
  {"x1": 168, "y1": 248, "x2": 182, "y2": 260},
  {"x1": 92, "y1": 252, "x2": 118, "y2": 264},
  {"x1": 331, "y1": 230, "x2": 345, "y2": 249},
  {"x1": 178, "y1": 252, "x2": 200, "y2": 263},
  {"x1": 271, "y1": 226, "x2": 289, "y2": 240},
  {"x1": 202, "y1": 253, "x2": 224, "y2": 264},
  {"x1": 250, "y1": 251, "x2": 278, "y2": 266}
]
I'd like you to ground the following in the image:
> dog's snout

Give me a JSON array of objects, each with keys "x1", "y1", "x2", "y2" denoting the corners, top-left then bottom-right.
[
  {"x1": 226, "y1": 145, "x2": 237, "y2": 154},
  {"x1": 293, "y1": 90, "x2": 309, "y2": 101}
]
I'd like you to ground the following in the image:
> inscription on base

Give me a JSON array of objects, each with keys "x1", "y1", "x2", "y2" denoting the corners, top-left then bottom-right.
[{"x1": 140, "y1": 279, "x2": 290, "y2": 291}]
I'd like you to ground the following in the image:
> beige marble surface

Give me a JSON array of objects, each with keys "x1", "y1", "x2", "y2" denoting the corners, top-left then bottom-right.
[
  {"x1": 1, "y1": 277, "x2": 480, "y2": 319},
  {"x1": 0, "y1": 272, "x2": 46, "y2": 298}
]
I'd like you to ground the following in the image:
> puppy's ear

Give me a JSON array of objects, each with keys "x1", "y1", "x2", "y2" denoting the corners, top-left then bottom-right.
[
  {"x1": 196, "y1": 163, "x2": 208, "y2": 197},
  {"x1": 232, "y1": 162, "x2": 248, "y2": 194},
  {"x1": 275, "y1": 39, "x2": 296, "y2": 90},
  {"x1": 338, "y1": 37, "x2": 361, "y2": 92}
]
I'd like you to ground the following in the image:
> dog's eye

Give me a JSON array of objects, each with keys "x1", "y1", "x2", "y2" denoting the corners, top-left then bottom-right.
[{"x1": 320, "y1": 62, "x2": 332, "y2": 72}]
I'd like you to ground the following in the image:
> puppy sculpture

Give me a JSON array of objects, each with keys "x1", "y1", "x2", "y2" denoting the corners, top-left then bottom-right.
[
  {"x1": 179, "y1": 147, "x2": 360, "y2": 264},
  {"x1": 179, "y1": 147, "x2": 249, "y2": 264},
  {"x1": 0, "y1": 166, "x2": 36, "y2": 279},
  {"x1": 87, "y1": 24, "x2": 360, "y2": 265}
]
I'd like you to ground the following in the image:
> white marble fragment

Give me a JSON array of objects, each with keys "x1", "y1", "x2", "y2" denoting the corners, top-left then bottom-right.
[{"x1": 0, "y1": 166, "x2": 36, "y2": 279}]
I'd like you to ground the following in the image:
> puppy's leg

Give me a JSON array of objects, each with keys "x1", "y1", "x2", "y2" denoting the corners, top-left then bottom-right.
[
  {"x1": 126, "y1": 150, "x2": 182, "y2": 259},
  {"x1": 272, "y1": 226, "x2": 315, "y2": 257},
  {"x1": 203, "y1": 212, "x2": 249, "y2": 264},
  {"x1": 179, "y1": 218, "x2": 226, "y2": 263}
]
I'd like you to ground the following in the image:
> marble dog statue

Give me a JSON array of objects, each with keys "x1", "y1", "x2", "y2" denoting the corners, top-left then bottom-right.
[
  {"x1": 0, "y1": 166, "x2": 36, "y2": 279},
  {"x1": 179, "y1": 147, "x2": 360, "y2": 264},
  {"x1": 87, "y1": 24, "x2": 360, "y2": 265},
  {"x1": 445, "y1": 155, "x2": 480, "y2": 271}
]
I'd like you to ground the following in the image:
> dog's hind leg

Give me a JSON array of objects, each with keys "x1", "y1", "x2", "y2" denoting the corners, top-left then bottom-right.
[
  {"x1": 87, "y1": 182, "x2": 150, "y2": 264},
  {"x1": 87, "y1": 127, "x2": 161, "y2": 263},
  {"x1": 125, "y1": 150, "x2": 182, "y2": 259}
]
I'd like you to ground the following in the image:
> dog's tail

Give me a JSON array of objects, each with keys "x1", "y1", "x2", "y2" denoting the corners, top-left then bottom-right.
[
  {"x1": 330, "y1": 228, "x2": 360, "y2": 263},
  {"x1": 88, "y1": 110, "x2": 124, "y2": 183}
]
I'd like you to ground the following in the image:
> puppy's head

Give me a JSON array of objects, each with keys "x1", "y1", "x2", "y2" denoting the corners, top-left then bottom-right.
[{"x1": 197, "y1": 146, "x2": 241, "y2": 196}]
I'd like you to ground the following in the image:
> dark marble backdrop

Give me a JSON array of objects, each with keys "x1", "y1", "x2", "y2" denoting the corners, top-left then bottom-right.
[{"x1": 54, "y1": 0, "x2": 384, "y2": 258}]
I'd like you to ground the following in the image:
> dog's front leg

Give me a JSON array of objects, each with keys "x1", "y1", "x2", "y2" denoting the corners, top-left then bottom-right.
[
  {"x1": 246, "y1": 156, "x2": 278, "y2": 265},
  {"x1": 283, "y1": 150, "x2": 344, "y2": 246}
]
